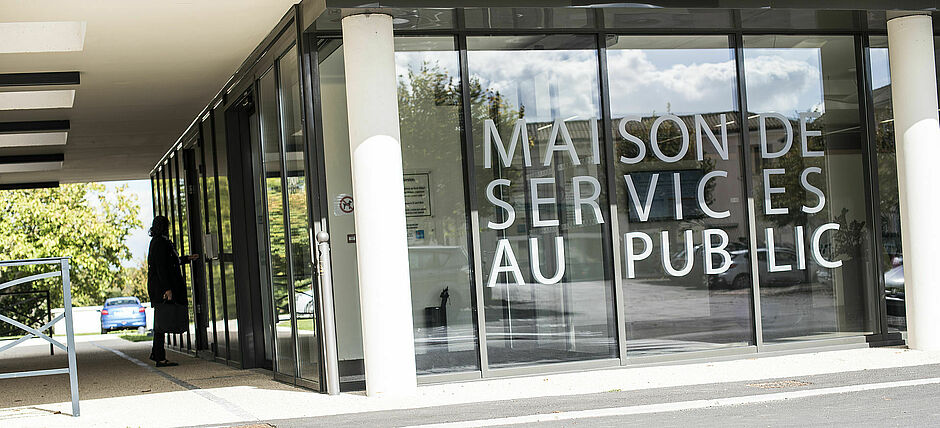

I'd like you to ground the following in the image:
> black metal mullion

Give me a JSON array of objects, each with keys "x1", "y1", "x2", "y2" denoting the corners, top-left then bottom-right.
[
  {"x1": 855, "y1": 33, "x2": 893, "y2": 341},
  {"x1": 731, "y1": 26, "x2": 763, "y2": 350},
  {"x1": 456, "y1": 30, "x2": 490, "y2": 375},
  {"x1": 198, "y1": 121, "x2": 219, "y2": 355},
  {"x1": 167, "y1": 155, "x2": 179, "y2": 349},
  {"x1": 184, "y1": 146, "x2": 208, "y2": 352},
  {"x1": 595, "y1": 30, "x2": 626, "y2": 362},
  {"x1": 177, "y1": 152, "x2": 195, "y2": 352},
  {"x1": 295, "y1": 10, "x2": 325, "y2": 390},
  {"x1": 150, "y1": 174, "x2": 158, "y2": 219},
  {"x1": 306, "y1": 33, "x2": 336, "y2": 387},
  {"x1": 208, "y1": 107, "x2": 233, "y2": 361},
  {"x1": 269, "y1": 53, "x2": 301, "y2": 382}
]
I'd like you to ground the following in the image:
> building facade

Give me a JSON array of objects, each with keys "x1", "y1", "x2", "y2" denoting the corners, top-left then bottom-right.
[{"x1": 149, "y1": 2, "x2": 938, "y2": 395}]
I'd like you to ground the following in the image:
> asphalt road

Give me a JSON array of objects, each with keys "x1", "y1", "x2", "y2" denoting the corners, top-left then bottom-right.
[{"x1": 245, "y1": 363, "x2": 940, "y2": 428}]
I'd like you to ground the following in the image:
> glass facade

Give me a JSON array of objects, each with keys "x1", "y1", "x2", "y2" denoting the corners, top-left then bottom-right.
[
  {"x1": 607, "y1": 36, "x2": 752, "y2": 355},
  {"x1": 151, "y1": 6, "x2": 925, "y2": 389},
  {"x1": 468, "y1": 35, "x2": 618, "y2": 367},
  {"x1": 148, "y1": 104, "x2": 242, "y2": 363},
  {"x1": 395, "y1": 37, "x2": 479, "y2": 374},
  {"x1": 743, "y1": 35, "x2": 878, "y2": 342},
  {"x1": 867, "y1": 36, "x2": 940, "y2": 333}
]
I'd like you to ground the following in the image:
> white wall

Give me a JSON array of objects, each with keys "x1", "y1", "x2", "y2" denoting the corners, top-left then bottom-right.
[{"x1": 319, "y1": 44, "x2": 365, "y2": 362}]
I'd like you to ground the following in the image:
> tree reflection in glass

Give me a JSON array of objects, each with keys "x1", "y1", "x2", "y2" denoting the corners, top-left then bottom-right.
[
  {"x1": 258, "y1": 68, "x2": 296, "y2": 376},
  {"x1": 743, "y1": 35, "x2": 879, "y2": 342},
  {"x1": 468, "y1": 35, "x2": 618, "y2": 368},
  {"x1": 395, "y1": 37, "x2": 479, "y2": 374},
  {"x1": 606, "y1": 36, "x2": 754, "y2": 356}
]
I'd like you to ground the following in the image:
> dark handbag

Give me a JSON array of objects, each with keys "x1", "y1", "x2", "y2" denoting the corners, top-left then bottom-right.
[{"x1": 154, "y1": 301, "x2": 188, "y2": 334}]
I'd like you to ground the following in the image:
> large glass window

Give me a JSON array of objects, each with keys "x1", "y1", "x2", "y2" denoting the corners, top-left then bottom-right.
[
  {"x1": 318, "y1": 38, "x2": 480, "y2": 375},
  {"x1": 468, "y1": 35, "x2": 618, "y2": 368},
  {"x1": 258, "y1": 67, "x2": 296, "y2": 376},
  {"x1": 866, "y1": 36, "x2": 940, "y2": 333},
  {"x1": 868, "y1": 37, "x2": 904, "y2": 332},
  {"x1": 214, "y1": 103, "x2": 239, "y2": 362},
  {"x1": 606, "y1": 36, "x2": 753, "y2": 355},
  {"x1": 395, "y1": 37, "x2": 479, "y2": 374},
  {"x1": 202, "y1": 117, "x2": 226, "y2": 356},
  {"x1": 278, "y1": 46, "x2": 320, "y2": 382},
  {"x1": 197, "y1": 123, "x2": 218, "y2": 355},
  {"x1": 176, "y1": 153, "x2": 194, "y2": 351},
  {"x1": 318, "y1": 41, "x2": 366, "y2": 370},
  {"x1": 743, "y1": 35, "x2": 879, "y2": 342}
]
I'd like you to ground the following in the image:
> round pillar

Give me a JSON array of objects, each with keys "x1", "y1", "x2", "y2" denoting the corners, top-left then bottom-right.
[
  {"x1": 887, "y1": 12, "x2": 940, "y2": 351},
  {"x1": 341, "y1": 12, "x2": 417, "y2": 396}
]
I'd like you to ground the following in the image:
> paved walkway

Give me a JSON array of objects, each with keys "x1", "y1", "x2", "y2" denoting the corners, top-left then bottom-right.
[
  {"x1": 257, "y1": 363, "x2": 940, "y2": 427},
  {"x1": 1, "y1": 335, "x2": 939, "y2": 427}
]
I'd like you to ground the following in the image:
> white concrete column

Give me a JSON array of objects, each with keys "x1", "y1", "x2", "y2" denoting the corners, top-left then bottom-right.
[
  {"x1": 340, "y1": 13, "x2": 417, "y2": 396},
  {"x1": 887, "y1": 12, "x2": 940, "y2": 351}
]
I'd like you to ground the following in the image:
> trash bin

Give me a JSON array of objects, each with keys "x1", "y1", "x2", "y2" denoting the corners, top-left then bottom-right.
[{"x1": 424, "y1": 306, "x2": 445, "y2": 329}]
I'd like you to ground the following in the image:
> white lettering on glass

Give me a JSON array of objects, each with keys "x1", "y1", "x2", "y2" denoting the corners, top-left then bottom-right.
[
  {"x1": 812, "y1": 223, "x2": 843, "y2": 268},
  {"x1": 590, "y1": 117, "x2": 600, "y2": 165},
  {"x1": 529, "y1": 177, "x2": 558, "y2": 228},
  {"x1": 800, "y1": 167, "x2": 826, "y2": 214},
  {"x1": 484, "y1": 119, "x2": 531, "y2": 168},
  {"x1": 799, "y1": 112, "x2": 824, "y2": 157},
  {"x1": 650, "y1": 114, "x2": 689, "y2": 163},
  {"x1": 572, "y1": 175, "x2": 604, "y2": 225},
  {"x1": 530, "y1": 236, "x2": 566, "y2": 284},
  {"x1": 703, "y1": 228, "x2": 732, "y2": 274},
  {"x1": 766, "y1": 228, "x2": 792, "y2": 272},
  {"x1": 624, "y1": 231, "x2": 653, "y2": 279},
  {"x1": 661, "y1": 230, "x2": 694, "y2": 276},
  {"x1": 695, "y1": 113, "x2": 729, "y2": 161},
  {"x1": 698, "y1": 170, "x2": 730, "y2": 219},
  {"x1": 759, "y1": 112, "x2": 794, "y2": 159},
  {"x1": 543, "y1": 118, "x2": 581, "y2": 166},
  {"x1": 795, "y1": 225, "x2": 806, "y2": 270},
  {"x1": 485, "y1": 179, "x2": 514, "y2": 230},
  {"x1": 488, "y1": 239, "x2": 525, "y2": 287},
  {"x1": 762, "y1": 168, "x2": 788, "y2": 215},
  {"x1": 624, "y1": 173, "x2": 659, "y2": 222},
  {"x1": 672, "y1": 172, "x2": 683, "y2": 220},
  {"x1": 618, "y1": 116, "x2": 646, "y2": 164}
]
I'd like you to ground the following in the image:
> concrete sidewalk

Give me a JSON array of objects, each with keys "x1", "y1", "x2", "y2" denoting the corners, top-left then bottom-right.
[{"x1": 1, "y1": 336, "x2": 939, "y2": 427}]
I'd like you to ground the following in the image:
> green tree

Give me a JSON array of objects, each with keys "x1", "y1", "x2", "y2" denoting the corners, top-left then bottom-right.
[
  {"x1": 0, "y1": 183, "x2": 141, "y2": 306},
  {"x1": 111, "y1": 258, "x2": 149, "y2": 301}
]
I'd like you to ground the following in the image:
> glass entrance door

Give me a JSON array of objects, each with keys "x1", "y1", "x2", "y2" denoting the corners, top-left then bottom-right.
[{"x1": 255, "y1": 43, "x2": 321, "y2": 388}]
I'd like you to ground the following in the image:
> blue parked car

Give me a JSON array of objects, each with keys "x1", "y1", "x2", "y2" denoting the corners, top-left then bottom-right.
[{"x1": 100, "y1": 297, "x2": 146, "y2": 334}]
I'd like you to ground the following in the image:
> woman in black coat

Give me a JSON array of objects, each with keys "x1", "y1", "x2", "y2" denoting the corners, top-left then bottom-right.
[{"x1": 147, "y1": 215, "x2": 198, "y2": 367}]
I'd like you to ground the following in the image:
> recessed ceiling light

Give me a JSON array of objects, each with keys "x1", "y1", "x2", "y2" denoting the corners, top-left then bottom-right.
[
  {"x1": 0, "y1": 21, "x2": 86, "y2": 54},
  {"x1": 0, "y1": 161, "x2": 63, "y2": 173},
  {"x1": 0, "y1": 132, "x2": 68, "y2": 147},
  {"x1": 0, "y1": 90, "x2": 75, "y2": 110},
  {"x1": 0, "y1": 154, "x2": 64, "y2": 173}
]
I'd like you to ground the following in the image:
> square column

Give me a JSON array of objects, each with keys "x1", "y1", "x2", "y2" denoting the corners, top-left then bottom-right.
[
  {"x1": 887, "y1": 12, "x2": 940, "y2": 351},
  {"x1": 340, "y1": 13, "x2": 418, "y2": 396}
]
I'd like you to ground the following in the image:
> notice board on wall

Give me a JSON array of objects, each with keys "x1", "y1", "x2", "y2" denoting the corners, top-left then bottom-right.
[{"x1": 404, "y1": 172, "x2": 432, "y2": 217}]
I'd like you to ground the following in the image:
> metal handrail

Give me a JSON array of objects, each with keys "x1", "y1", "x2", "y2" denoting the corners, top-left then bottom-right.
[
  {"x1": 0, "y1": 257, "x2": 80, "y2": 416},
  {"x1": 0, "y1": 290, "x2": 54, "y2": 355},
  {"x1": 316, "y1": 232, "x2": 340, "y2": 395}
]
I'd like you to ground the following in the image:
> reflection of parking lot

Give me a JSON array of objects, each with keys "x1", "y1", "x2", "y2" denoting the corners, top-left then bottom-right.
[{"x1": 473, "y1": 277, "x2": 863, "y2": 356}]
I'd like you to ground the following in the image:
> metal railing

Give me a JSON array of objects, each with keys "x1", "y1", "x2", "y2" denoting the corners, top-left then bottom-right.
[
  {"x1": 0, "y1": 257, "x2": 79, "y2": 416},
  {"x1": 0, "y1": 290, "x2": 54, "y2": 356}
]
